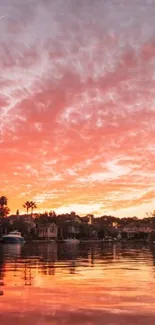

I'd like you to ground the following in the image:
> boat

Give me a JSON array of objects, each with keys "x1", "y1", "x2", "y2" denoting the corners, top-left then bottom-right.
[
  {"x1": 62, "y1": 238, "x2": 80, "y2": 244},
  {"x1": 1, "y1": 231, "x2": 25, "y2": 244},
  {"x1": 103, "y1": 236, "x2": 113, "y2": 243}
]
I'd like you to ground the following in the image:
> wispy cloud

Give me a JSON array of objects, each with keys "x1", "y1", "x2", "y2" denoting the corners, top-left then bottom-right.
[{"x1": 0, "y1": 0, "x2": 155, "y2": 216}]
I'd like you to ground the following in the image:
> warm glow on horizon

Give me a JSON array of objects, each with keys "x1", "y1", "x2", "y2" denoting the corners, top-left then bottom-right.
[{"x1": 1, "y1": 0, "x2": 155, "y2": 218}]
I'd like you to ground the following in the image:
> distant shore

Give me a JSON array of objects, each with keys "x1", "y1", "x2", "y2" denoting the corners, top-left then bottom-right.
[{"x1": 21, "y1": 238, "x2": 152, "y2": 244}]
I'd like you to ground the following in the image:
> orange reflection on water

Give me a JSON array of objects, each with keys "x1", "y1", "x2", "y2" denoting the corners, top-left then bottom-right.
[{"x1": 0, "y1": 243, "x2": 155, "y2": 325}]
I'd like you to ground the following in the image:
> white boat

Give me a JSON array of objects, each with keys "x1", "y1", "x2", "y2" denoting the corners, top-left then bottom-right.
[
  {"x1": 103, "y1": 237, "x2": 113, "y2": 243},
  {"x1": 63, "y1": 238, "x2": 80, "y2": 244},
  {"x1": 1, "y1": 231, "x2": 25, "y2": 244}
]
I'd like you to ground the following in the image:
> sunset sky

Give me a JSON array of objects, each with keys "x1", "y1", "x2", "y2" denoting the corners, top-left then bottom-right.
[{"x1": 0, "y1": 0, "x2": 155, "y2": 218}]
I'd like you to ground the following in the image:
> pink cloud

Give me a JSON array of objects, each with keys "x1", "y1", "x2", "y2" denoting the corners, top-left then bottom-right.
[{"x1": 0, "y1": 0, "x2": 155, "y2": 217}]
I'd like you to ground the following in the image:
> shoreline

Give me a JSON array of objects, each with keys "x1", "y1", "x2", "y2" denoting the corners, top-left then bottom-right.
[{"x1": 0, "y1": 238, "x2": 153, "y2": 245}]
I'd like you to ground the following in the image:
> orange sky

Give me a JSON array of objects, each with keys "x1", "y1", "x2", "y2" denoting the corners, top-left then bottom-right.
[{"x1": 0, "y1": 0, "x2": 155, "y2": 218}]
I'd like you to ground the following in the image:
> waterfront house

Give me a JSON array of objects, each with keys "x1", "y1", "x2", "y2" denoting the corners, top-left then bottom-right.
[
  {"x1": 37, "y1": 223, "x2": 58, "y2": 239},
  {"x1": 122, "y1": 223, "x2": 152, "y2": 239},
  {"x1": 122, "y1": 226, "x2": 139, "y2": 239},
  {"x1": 138, "y1": 224, "x2": 152, "y2": 233}
]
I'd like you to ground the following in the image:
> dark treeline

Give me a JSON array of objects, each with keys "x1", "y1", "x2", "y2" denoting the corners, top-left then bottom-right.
[{"x1": 0, "y1": 196, "x2": 155, "y2": 240}]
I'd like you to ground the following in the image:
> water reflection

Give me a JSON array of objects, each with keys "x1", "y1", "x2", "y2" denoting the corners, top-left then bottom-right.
[
  {"x1": 0, "y1": 241, "x2": 154, "y2": 284},
  {"x1": 1, "y1": 242, "x2": 155, "y2": 324}
]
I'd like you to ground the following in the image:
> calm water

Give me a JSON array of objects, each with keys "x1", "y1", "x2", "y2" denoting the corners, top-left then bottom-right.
[{"x1": 0, "y1": 242, "x2": 155, "y2": 324}]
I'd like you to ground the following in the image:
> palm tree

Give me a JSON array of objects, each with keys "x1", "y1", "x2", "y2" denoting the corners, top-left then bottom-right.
[
  {"x1": 0, "y1": 196, "x2": 10, "y2": 219},
  {"x1": 0, "y1": 196, "x2": 8, "y2": 207},
  {"x1": 23, "y1": 201, "x2": 31, "y2": 214},
  {"x1": 30, "y1": 201, "x2": 37, "y2": 214},
  {"x1": 0, "y1": 206, "x2": 10, "y2": 218}
]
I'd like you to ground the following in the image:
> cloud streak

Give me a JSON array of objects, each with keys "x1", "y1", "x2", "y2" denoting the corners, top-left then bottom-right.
[{"x1": 0, "y1": 0, "x2": 155, "y2": 217}]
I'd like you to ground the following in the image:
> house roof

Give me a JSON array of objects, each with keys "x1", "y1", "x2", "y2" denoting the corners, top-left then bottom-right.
[{"x1": 38, "y1": 222, "x2": 57, "y2": 228}]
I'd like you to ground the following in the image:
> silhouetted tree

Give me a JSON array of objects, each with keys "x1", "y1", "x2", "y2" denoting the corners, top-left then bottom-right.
[
  {"x1": 0, "y1": 206, "x2": 10, "y2": 218},
  {"x1": 23, "y1": 201, "x2": 31, "y2": 214},
  {"x1": 48, "y1": 210, "x2": 57, "y2": 223},
  {"x1": 49, "y1": 210, "x2": 57, "y2": 218},
  {"x1": 0, "y1": 196, "x2": 8, "y2": 207},
  {"x1": 30, "y1": 201, "x2": 37, "y2": 214},
  {"x1": 0, "y1": 196, "x2": 10, "y2": 219}
]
